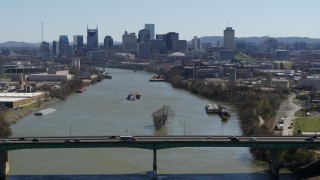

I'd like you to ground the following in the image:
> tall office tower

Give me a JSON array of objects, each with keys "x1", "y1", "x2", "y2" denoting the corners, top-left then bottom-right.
[
  {"x1": 87, "y1": 26, "x2": 98, "y2": 49},
  {"x1": 192, "y1": 36, "x2": 201, "y2": 50},
  {"x1": 104, "y1": 36, "x2": 113, "y2": 49},
  {"x1": 223, "y1": 27, "x2": 235, "y2": 50},
  {"x1": 138, "y1": 29, "x2": 150, "y2": 42},
  {"x1": 122, "y1": 31, "x2": 137, "y2": 52},
  {"x1": 0, "y1": 58, "x2": 4, "y2": 74},
  {"x1": 59, "y1": 35, "x2": 69, "y2": 56},
  {"x1": 73, "y1": 35, "x2": 84, "y2": 50},
  {"x1": 165, "y1": 32, "x2": 179, "y2": 51},
  {"x1": 144, "y1": 24, "x2": 155, "y2": 40},
  {"x1": 39, "y1": 41, "x2": 50, "y2": 56},
  {"x1": 52, "y1": 40, "x2": 59, "y2": 55}
]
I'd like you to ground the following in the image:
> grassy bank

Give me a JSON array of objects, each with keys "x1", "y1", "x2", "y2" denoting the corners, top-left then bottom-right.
[{"x1": 294, "y1": 117, "x2": 320, "y2": 133}]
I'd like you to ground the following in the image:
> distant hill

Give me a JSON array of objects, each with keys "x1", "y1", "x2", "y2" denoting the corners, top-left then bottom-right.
[
  {"x1": 0, "y1": 41, "x2": 39, "y2": 48},
  {"x1": 197, "y1": 36, "x2": 320, "y2": 44}
]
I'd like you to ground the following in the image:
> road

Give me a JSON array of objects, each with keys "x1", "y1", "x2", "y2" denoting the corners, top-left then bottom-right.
[
  {"x1": 272, "y1": 93, "x2": 300, "y2": 136},
  {"x1": 282, "y1": 93, "x2": 300, "y2": 135},
  {"x1": 1, "y1": 135, "x2": 318, "y2": 144}
]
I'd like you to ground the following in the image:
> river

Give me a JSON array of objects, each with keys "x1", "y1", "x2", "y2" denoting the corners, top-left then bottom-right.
[{"x1": 9, "y1": 68, "x2": 296, "y2": 179}]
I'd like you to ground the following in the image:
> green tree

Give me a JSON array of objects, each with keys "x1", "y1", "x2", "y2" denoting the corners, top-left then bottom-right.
[
  {"x1": 152, "y1": 105, "x2": 175, "y2": 130},
  {"x1": 0, "y1": 111, "x2": 11, "y2": 138}
]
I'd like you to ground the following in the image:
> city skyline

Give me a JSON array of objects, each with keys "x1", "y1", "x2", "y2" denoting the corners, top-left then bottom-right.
[{"x1": 1, "y1": 0, "x2": 320, "y2": 43}]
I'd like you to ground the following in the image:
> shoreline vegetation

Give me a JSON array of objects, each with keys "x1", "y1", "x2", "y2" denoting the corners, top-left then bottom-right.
[
  {"x1": 0, "y1": 65, "x2": 105, "y2": 137},
  {"x1": 143, "y1": 63, "x2": 319, "y2": 175},
  {"x1": 1, "y1": 64, "x2": 318, "y2": 177}
]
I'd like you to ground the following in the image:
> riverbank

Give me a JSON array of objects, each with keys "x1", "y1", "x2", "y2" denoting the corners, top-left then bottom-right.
[{"x1": 5, "y1": 98, "x2": 61, "y2": 125}]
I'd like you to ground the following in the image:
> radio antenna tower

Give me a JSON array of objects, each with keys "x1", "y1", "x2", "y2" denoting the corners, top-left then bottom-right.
[{"x1": 41, "y1": 21, "x2": 44, "y2": 42}]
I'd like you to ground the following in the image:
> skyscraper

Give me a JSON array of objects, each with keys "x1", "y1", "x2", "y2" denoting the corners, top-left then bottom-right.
[
  {"x1": 122, "y1": 31, "x2": 137, "y2": 52},
  {"x1": 52, "y1": 40, "x2": 58, "y2": 55},
  {"x1": 192, "y1": 36, "x2": 201, "y2": 50},
  {"x1": 73, "y1": 35, "x2": 84, "y2": 50},
  {"x1": 39, "y1": 41, "x2": 50, "y2": 57},
  {"x1": 59, "y1": 35, "x2": 69, "y2": 56},
  {"x1": 104, "y1": 36, "x2": 113, "y2": 49},
  {"x1": 87, "y1": 26, "x2": 98, "y2": 49},
  {"x1": 223, "y1": 27, "x2": 235, "y2": 50},
  {"x1": 165, "y1": 32, "x2": 179, "y2": 51},
  {"x1": 138, "y1": 29, "x2": 150, "y2": 42},
  {"x1": 144, "y1": 24, "x2": 155, "y2": 40}
]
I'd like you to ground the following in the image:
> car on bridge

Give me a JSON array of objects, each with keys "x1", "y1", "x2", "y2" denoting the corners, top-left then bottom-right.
[
  {"x1": 229, "y1": 136, "x2": 240, "y2": 142},
  {"x1": 305, "y1": 137, "x2": 314, "y2": 141},
  {"x1": 120, "y1": 136, "x2": 137, "y2": 141},
  {"x1": 249, "y1": 137, "x2": 257, "y2": 142},
  {"x1": 32, "y1": 138, "x2": 40, "y2": 142},
  {"x1": 109, "y1": 136, "x2": 117, "y2": 139},
  {"x1": 311, "y1": 135, "x2": 317, "y2": 139}
]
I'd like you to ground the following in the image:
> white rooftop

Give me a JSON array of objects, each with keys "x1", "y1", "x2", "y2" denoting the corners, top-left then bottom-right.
[
  {"x1": 0, "y1": 92, "x2": 45, "y2": 98},
  {"x1": 168, "y1": 52, "x2": 185, "y2": 57}
]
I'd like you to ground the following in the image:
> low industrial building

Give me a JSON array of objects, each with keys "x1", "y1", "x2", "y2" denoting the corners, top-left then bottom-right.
[
  {"x1": 0, "y1": 92, "x2": 46, "y2": 108},
  {"x1": 184, "y1": 66, "x2": 222, "y2": 78},
  {"x1": 298, "y1": 75, "x2": 320, "y2": 90},
  {"x1": 28, "y1": 70, "x2": 73, "y2": 82}
]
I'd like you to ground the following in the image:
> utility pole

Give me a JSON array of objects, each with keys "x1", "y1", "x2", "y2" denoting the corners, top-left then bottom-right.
[{"x1": 184, "y1": 122, "x2": 186, "y2": 136}]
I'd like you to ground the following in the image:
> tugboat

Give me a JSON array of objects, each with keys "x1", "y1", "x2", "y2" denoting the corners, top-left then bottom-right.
[
  {"x1": 103, "y1": 72, "x2": 112, "y2": 79},
  {"x1": 135, "y1": 92, "x2": 142, "y2": 99},
  {"x1": 218, "y1": 105, "x2": 230, "y2": 120},
  {"x1": 126, "y1": 93, "x2": 136, "y2": 101}
]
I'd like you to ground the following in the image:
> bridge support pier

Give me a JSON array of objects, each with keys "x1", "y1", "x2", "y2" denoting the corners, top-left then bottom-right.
[
  {"x1": 153, "y1": 149, "x2": 158, "y2": 175},
  {"x1": 0, "y1": 152, "x2": 8, "y2": 180},
  {"x1": 269, "y1": 149, "x2": 279, "y2": 178}
]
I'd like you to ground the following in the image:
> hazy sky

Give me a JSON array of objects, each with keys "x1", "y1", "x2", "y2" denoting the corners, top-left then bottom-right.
[{"x1": 1, "y1": 0, "x2": 320, "y2": 43}]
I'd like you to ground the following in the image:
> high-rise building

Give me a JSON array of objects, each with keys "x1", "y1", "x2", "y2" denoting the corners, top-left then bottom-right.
[
  {"x1": 104, "y1": 36, "x2": 113, "y2": 49},
  {"x1": 39, "y1": 41, "x2": 50, "y2": 57},
  {"x1": 137, "y1": 42, "x2": 151, "y2": 58},
  {"x1": 87, "y1": 27, "x2": 98, "y2": 49},
  {"x1": 144, "y1": 24, "x2": 155, "y2": 40},
  {"x1": 73, "y1": 35, "x2": 84, "y2": 50},
  {"x1": 165, "y1": 32, "x2": 179, "y2": 51},
  {"x1": 192, "y1": 36, "x2": 201, "y2": 50},
  {"x1": 150, "y1": 39, "x2": 166, "y2": 54},
  {"x1": 223, "y1": 27, "x2": 235, "y2": 50},
  {"x1": 138, "y1": 29, "x2": 150, "y2": 42},
  {"x1": 59, "y1": 35, "x2": 69, "y2": 56},
  {"x1": 156, "y1": 34, "x2": 166, "y2": 40},
  {"x1": 122, "y1": 31, "x2": 137, "y2": 52},
  {"x1": 172, "y1": 40, "x2": 187, "y2": 52},
  {"x1": 52, "y1": 41, "x2": 58, "y2": 55}
]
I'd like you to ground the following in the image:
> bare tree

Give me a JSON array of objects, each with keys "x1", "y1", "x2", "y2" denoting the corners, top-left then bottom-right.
[{"x1": 152, "y1": 105, "x2": 175, "y2": 130}]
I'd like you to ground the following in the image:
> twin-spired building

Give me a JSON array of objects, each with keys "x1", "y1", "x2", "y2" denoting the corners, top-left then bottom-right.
[{"x1": 87, "y1": 27, "x2": 98, "y2": 49}]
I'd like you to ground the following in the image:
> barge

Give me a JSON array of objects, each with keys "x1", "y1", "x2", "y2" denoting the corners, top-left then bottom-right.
[{"x1": 34, "y1": 108, "x2": 56, "y2": 116}]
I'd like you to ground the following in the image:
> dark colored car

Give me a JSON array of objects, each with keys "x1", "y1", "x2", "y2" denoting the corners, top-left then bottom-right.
[
  {"x1": 19, "y1": 137, "x2": 26, "y2": 141},
  {"x1": 311, "y1": 135, "x2": 317, "y2": 139},
  {"x1": 109, "y1": 136, "x2": 117, "y2": 139},
  {"x1": 230, "y1": 137, "x2": 240, "y2": 142},
  {"x1": 305, "y1": 137, "x2": 314, "y2": 142},
  {"x1": 32, "y1": 138, "x2": 40, "y2": 142}
]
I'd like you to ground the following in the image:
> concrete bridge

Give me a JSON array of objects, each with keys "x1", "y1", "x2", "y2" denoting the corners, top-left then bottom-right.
[{"x1": 1, "y1": 135, "x2": 319, "y2": 178}]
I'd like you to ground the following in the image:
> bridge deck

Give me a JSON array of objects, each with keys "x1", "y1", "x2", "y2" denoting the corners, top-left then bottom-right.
[{"x1": 1, "y1": 136, "x2": 319, "y2": 151}]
